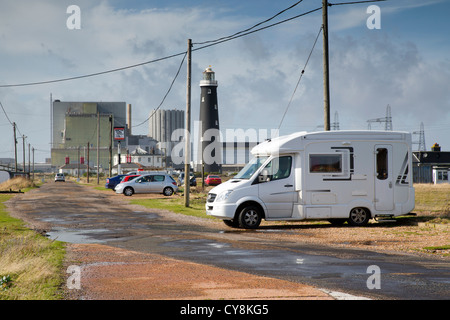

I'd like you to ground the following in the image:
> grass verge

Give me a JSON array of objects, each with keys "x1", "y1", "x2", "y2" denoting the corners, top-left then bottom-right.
[
  {"x1": 130, "y1": 184, "x2": 450, "y2": 223},
  {"x1": 413, "y1": 184, "x2": 450, "y2": 224},
  {"x1": 0, "y1": 188, "x2": 66, "y2": 300},
  {"x1": 130, "y1": 194, "x2": 212, "y2": 219}
]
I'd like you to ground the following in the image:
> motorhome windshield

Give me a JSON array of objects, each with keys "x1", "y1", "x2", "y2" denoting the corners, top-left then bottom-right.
[{"x1": 234, "y1": 156, "x2": 269, "y2": 179}]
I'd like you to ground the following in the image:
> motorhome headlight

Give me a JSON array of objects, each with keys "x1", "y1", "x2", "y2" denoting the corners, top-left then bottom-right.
[{"x1": 215, "y1": 190, "x2": 233, "y2": 202}]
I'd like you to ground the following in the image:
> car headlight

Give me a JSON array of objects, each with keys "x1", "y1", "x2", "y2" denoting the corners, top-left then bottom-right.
[{"x1": 215, "y1": 190, "x2": 233, "y2": 202}]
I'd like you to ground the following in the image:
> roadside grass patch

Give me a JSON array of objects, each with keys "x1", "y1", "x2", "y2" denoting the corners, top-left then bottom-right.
[
  {"x1": 422, "y1": 245, "x2": 450, "y2": 257},
  {"x1": 0, "y1": 177, "x2": 36, "y2": 192},
  {"x1": 423, "y1": 245, "x2": 450, "y2": 251},
  {"x1": 129, "y1": 194, "x2": 212, "y2": 219},
  {"x1": 0, "y1": 193, "x2": 66, "y2": 300},
  {"x1": 414, "y1": 184, "x2": 450, "y2": 221}
]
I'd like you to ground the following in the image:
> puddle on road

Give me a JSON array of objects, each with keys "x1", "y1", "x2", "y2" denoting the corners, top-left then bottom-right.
[
  {"x1": 40, "y1": 217, "x2": 73, "y2": 225},
  {"x1": 46, "y1": 227, "x2": 110, "y2": 244}
]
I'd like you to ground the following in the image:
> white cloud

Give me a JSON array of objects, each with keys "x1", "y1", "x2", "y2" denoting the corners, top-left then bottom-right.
[{"x1": 0, "y1": 0, "x2": 449, "y2": 162}]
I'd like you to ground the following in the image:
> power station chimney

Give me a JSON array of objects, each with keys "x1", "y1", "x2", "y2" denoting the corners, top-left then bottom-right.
[
  {"x1": 127, "y1": 103, "x2": 132, "y2": 136},
  {"x1": 199, "y1": 66, "x2": 221, "y2": 173}
]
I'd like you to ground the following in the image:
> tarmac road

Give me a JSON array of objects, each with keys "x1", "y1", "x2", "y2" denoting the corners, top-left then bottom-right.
[{"x1": 7, "y1": 181, "x2": 450, "y2": 300}]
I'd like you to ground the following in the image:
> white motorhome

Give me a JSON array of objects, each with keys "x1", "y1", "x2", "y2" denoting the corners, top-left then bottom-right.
[{"x1": 206, "y1": 131, "x2": 415, "y2": 229}]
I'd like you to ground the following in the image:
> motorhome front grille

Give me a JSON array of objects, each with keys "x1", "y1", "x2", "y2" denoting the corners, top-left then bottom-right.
[{"x1": 207, "y1": 193, "x2": 216, "y2": 202}]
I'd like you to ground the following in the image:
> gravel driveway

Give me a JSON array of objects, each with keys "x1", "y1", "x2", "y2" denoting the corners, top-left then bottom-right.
[{"x1": 5, "y1": 181, "x2": 449, "y2": 300}]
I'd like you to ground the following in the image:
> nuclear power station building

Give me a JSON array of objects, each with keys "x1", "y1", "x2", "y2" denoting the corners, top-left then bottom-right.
[
  {"x1": 51, "y1": 101, "x2": 128, "y2": 172},
  {"x1": 51, "y1": 99, "x2": 188, "y2": 173},
  {"x1": 198, "y1": 66, "x2": 222, "y2": 173},
  {"x1": 148, "y1": 108, "x2": 184, "y2": 167}
]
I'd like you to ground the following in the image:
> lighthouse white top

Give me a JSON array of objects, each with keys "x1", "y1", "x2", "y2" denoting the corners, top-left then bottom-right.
[{"x1": 200, "y1": 66, "x2": 218, "y2": 87}]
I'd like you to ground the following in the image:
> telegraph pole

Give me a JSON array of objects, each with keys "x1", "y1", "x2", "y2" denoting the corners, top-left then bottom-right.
[
  {"x1": 13, "y1": 122, "x2": 17, "y2": 171},
  {"x1": 184, "y1": 39, "x2": 192, "y2": 207},
  {"x1": 322, "y1": 0, "x2": 331, "y2": 131},
  {"x1": 109, "y1": 115, "x2": 113, "y2": 176},
  {"x1": 32, "y1": 147, "x2": 35, "y2": 181},
  {"x1": 22, "y1": 135, "x2": 27, "y2": 173},
  {"x1": 97, "y1": 111, "x2": 100, "y2": 184},
  {"x1": 77, "y1": 146, "x2": 80, "y2": 181},
  {"x1": 321, "y1": 0, "x2": 384, "y2": 130},
  {"x1": 87, "y1": 142, "x2": 90, "y2": 183},
  {"x1": 28, "y1": 143, "x2": 31, "y2": 174}
]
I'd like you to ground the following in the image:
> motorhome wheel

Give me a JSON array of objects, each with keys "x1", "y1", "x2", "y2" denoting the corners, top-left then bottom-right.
[
  {"x1": 348, "y1": 207, "x2": 370, "y2": 226},
  {"x1": 238, "y1": 206, "x2": 262, "y2": 229}
]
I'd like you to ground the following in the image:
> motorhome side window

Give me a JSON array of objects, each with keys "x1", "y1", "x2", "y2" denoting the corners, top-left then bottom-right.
[
  {"x1": 260, "y1": 156, "x2": 292, "y2": 182},
  {"x1": 309, "y1": 154, "x2": 342, "y2": 173},
  {"x1": 376, "y1": 148, "x2": 388, "y2": 180}
]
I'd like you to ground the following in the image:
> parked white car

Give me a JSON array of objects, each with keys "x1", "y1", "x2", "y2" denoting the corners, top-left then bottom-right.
[
  {"x1": 55, "y1": 173, "x2": 65, "y2": 182},
  {"x1": 115, "y1": 173, "x2": 178, "y2": 196}
]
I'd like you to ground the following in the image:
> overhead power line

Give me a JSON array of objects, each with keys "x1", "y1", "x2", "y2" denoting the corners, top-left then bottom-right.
[
  {"x1": 0, "y1": 100, "x2": 25, "y2": 136},
  {"x1": 0, "y1": 4, "x2": 321, "y2": 89},
  {"x1": 0, "y1": 51, "x2": 187, "y2": 88},
  {"x1": 133, "y1": 51, "x2": 187, "y2": 128},
  {"x1": 0, "y1": 101, "x2": 14, "y2": 126},
  {"x1": 329, "y1": 0, "x2": 386, "y2": 6},
  {"x1": 193, "y1": 7, "x2": 322, "y2": 52},
  {"x1": 194, "y1": 0, "x2": 305, "y2": 45},
  {"x1": 278, "y1": 26, "x2": 323, "y2": 130}
]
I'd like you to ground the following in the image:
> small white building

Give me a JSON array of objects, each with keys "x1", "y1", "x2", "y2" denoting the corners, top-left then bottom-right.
[
  {"x1": 114, "y1": 149, "x2": 164, "y2": 168},
  {"x1": 59, "y1": 163, "x2": 92, "y2": 176},
  {"x1": 112, "y1": 147, "x2": 165, "y2": 175},
  {"x1": 432, "y1": 167, "x2": 450, "y2": 184}
]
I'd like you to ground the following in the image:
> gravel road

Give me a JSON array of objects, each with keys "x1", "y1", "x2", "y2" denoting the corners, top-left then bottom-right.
[{"x1": 5, "y1": 181, "x2": 449, "y2": 300}]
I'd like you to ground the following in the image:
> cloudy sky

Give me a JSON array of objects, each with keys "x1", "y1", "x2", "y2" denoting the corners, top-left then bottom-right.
[{"x1": 0, "y1": 0, "x2": 449, "y2": 162}]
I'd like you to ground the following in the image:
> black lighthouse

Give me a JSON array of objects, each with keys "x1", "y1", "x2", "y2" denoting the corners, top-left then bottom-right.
[{"x1": 199, "y1": 66, "x2": 221, "y2": 173}]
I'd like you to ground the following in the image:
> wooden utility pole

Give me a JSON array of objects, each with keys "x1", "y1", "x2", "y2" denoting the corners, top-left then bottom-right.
[
  {"x1": 13, "y1": 122, "x2": 17, "y2": 171},
  {"x1": 184, "y1": 39, "x2": 192, "y2": 207},
  {"x1": 32, "y1": 147, "x2": 35, "y2": 181},
  {"x1": 22, "y1": 134, "x2": 26, "y2": 173},
  {"x1": 87, "y1": 142, "x2": 90, "y2": 183},
  {"x1": 28, "y1": 143, "x2": 30, "y2": 174},
  {"x1": 322, "y1": 0, "x2": 331, "y2": 131},
  {"x1": 97, "y1": 111, "x2": 100, "y2": 184},
  {"x1": 109, "y1": 115, "x2": 112, "y2": 177},
  {"x1": 77, "y1": 146, "x2": 80, "y2": 181}
]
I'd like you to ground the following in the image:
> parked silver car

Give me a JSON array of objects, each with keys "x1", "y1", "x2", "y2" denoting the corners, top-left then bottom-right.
[{"x1": 114, "y1": 173, "x2": 177, "y2": 196}]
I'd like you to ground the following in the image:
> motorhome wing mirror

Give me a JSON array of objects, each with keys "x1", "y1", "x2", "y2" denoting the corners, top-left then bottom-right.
[{"x1": 259, "y1": 169, "x2": 269, "y2": 183}]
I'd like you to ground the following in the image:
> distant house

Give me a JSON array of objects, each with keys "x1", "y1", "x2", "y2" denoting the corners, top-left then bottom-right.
[
  {"x1": 113, "y1": 147, "x2": 164, "y2": 174},
  {"x1": 59, "y1": 163, "x2": 91, "y2": 176},
  {"x1": 111, "y1": 162, "x2": 143, "y2": 175},
  {"x1": 413, "y1": 143, "x2": 450, "y2": 184}
]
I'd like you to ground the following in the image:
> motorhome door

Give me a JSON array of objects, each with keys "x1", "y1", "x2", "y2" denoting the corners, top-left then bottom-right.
[
  {"x1": 374, "y1": 145, "x2": 394, "y2": 211},
  {"x1": 258, "y1": 155, "x2": 295, "y2": 218}
]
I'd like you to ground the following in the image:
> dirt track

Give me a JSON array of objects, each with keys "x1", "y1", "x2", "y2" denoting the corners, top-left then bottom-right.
[
  {"x1": 64, "y1": 243, "x2": 332, "y2": 300},
  {"x1": 6, "y1": 182, "x2": 333, "y2": 300},
  {"x1": 6, "y1": 181, "x2": 449, "y2": 300}
]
